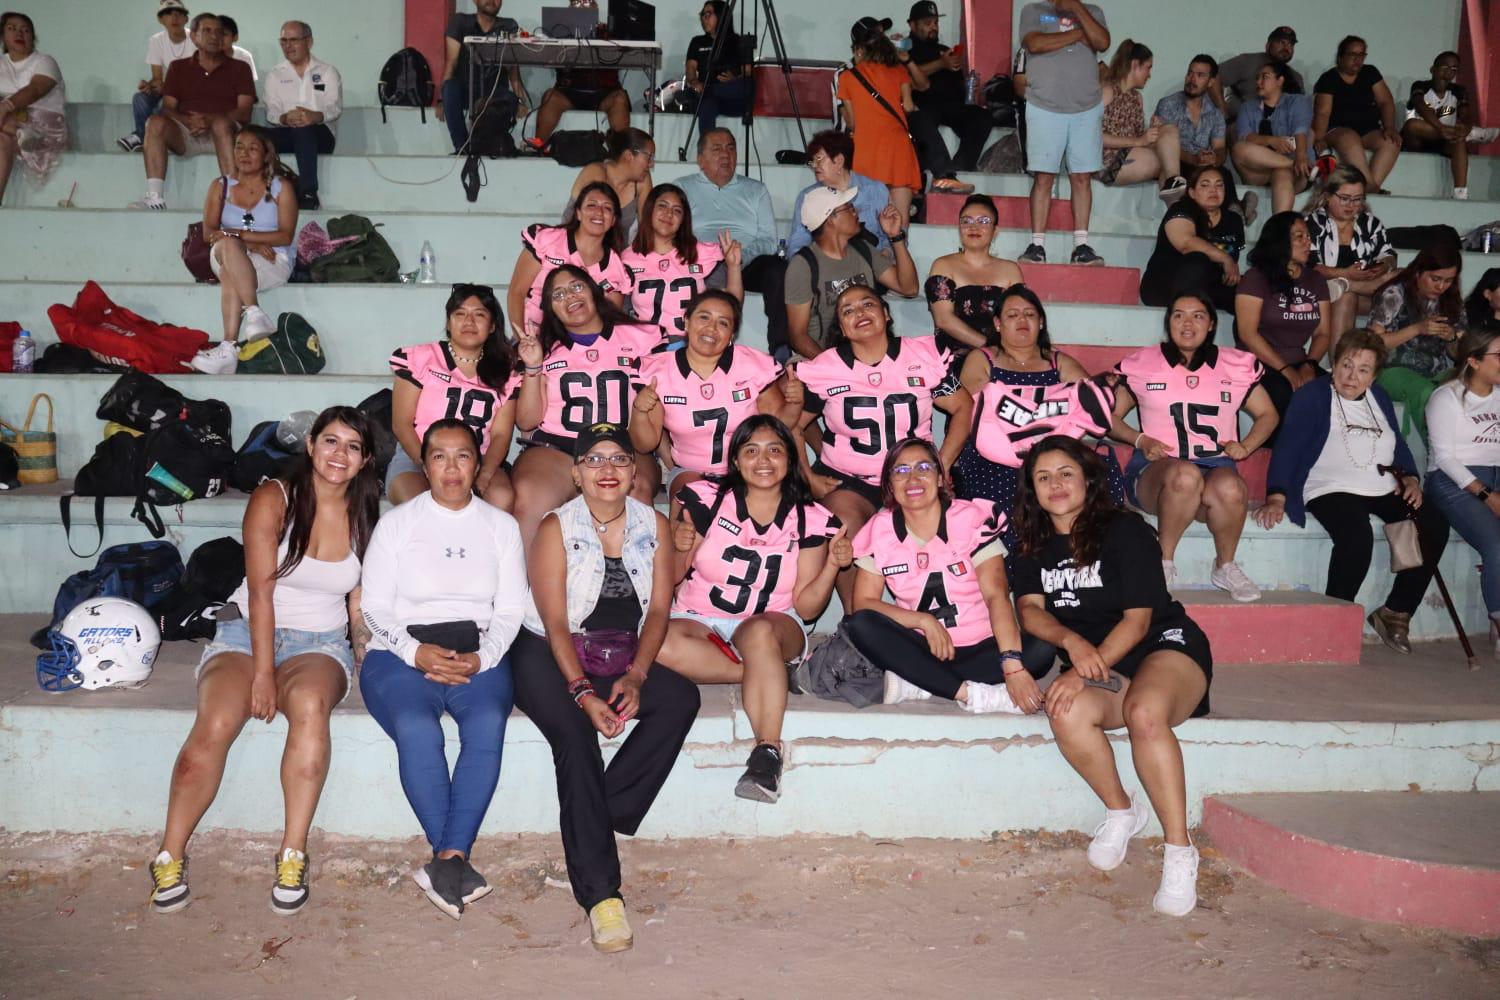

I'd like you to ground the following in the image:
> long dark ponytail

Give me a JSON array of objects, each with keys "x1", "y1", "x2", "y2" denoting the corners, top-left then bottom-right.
[{"x1": 275, "y1": 406, "x2": 382, "y2": 578}]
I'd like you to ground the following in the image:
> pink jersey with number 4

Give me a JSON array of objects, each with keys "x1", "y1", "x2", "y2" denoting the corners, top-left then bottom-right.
[
  {"x1": 636, "y1": 345, "x2": 780, "y2": 474},
  {"x1": 1115, "y1": 344, "x2": 1263, "y2": 461},
  {"x1": 522, "y1": 224, "x2": 634, "y2": 334},
  {"x1": 672, "y1": 480, "x2": 841, "y2": 618},
  {"x1": 390, "y1": 341, "x2": 520, "y2": 453},
  {"x1": 852, "y1": 498, "x2": 1007, "y2": 648},
  {"x1": 799, "y1": 336, "x2": 957, "y2": 483},
  {"x1": 537, "y1": 323, "x2": 663, "y2": 440},
  {"x1": 621, "y1": 241, "x2": 725, "y2": 336}
]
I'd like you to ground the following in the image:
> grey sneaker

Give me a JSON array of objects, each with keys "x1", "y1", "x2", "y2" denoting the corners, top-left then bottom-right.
[
  {"x1": 412, "y1": 857, "x2": 466, "y2": 919},
  {"x1": 1070, "y1": 243, "x2": 1105, "y2": 266},
  {"x1": 1019, "y1": 243, "x2": 1047, "y2": 264},
  {"x1": 1210, "y1": 560, "x2": 1262, "y2": 602},
  {"x1": 117, "y1": 133, "x2": 143, "y2": 153}
]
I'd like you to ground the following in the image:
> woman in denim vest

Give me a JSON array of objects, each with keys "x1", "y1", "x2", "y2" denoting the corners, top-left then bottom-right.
[{"x1": 511, "y1": 422, "x2": 699, "y2": 955}]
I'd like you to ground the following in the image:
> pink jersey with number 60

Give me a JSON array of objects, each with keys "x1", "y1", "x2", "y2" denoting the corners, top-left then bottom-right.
[
  {"x1": 1115, "y1": 344, "x2": 1263, "y2": 460},
  {"x1": 636, "y1": 344, "x2": 781, "y2": 474},
  {"x1": 536, "y1": 323, "x2": 662, "y2": 441},
  {"x1": 621, "y1": 241, "x2": 725, "y2": 337}
]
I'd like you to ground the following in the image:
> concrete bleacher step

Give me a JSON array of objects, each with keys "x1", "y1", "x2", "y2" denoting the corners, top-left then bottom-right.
[
  {"x1": 1201, "y1": 792, "x2": 1500, "y2": 936},
  {"x1": 1177, "y1": 590, "x2": 1363, "y2": 664},
  {"x1": 1019, "y1": 262, "x2": 1140, "y2": 304},
  {"x1": 926, "y1": 192, "x2": 1075, "y2": 230}
]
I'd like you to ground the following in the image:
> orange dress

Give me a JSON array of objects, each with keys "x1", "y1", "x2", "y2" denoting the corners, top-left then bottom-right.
[{"x1": 836, "y1": 61, "x2": 923, "y2": 191}]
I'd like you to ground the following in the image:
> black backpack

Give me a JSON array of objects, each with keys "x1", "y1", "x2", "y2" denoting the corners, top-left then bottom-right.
[
  {"x1": 548, "y1": 130, "x2": 607, "y2": 167},
  {"x1": 154, "y1": 535, "x2": 246, "y2": 642},
  {"x1": 30, "y1": 540, "x2": 183, "y2": 649},
  {"x1": 378, "y1": 47, "x2": 436, "y2": 123},
  {"x1": 96, "y1": 370, "x2": 231, "y2": 439},
  {"x1": 356, "y1": 388, "x2": 398, "y2": 483},
  {"x1": 134, "y1": 418, "x2": 236, "y2": 537},
  {"x1": 469, "y1": 92, "x2": 519, "y2": 158},
  {"x1": 231, "y1": 420, "x2": 299, "y2": 493}
]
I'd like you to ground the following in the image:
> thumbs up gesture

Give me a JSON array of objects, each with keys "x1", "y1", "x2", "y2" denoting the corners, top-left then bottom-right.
[
  {"x1": 781, "y1": 362, "x2": 805, "y2": 411},
  {"x1": 674, "y1": 506, "x2": 699, "y2": 552},
  {"x1": 829, "y1": 523, "x2": 853, "y2": 568},
  {"x1": 634, "y1": 376, "x2": 661, "y2": 415}
]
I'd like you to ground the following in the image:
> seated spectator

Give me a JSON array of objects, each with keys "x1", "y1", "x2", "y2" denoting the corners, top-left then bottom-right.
[
  {"x1": 388, "y1": 285, "x2": 520, "y2": 509},
  {"x1": 132, "y1": 13, "x2": 254, "y2": 210},
  {"x1": 563, "y1": 128, "x2": 654, "y2": 241},
  {"x1": 264, "y1": 21, "x2": 340, "y2": 211},
  {"x1": 673, "y1": 129, "x2": 788, "y2": 356},
  {"x1": 1312, "y1": 36, "x2": 1401, "y2": 193},
  {"x1": 1303, "y1": 164, "x2": 1396, "y2": 343},
  {"x1": 359, "y1": 419, "x2": 527, "y2": 921},
  {"x1": 1096, "y1": 40, "x2": 1184, "y2": 202},
  {"x1": 507, "y1": 182, "x2": 632, "y2": 337},
  {"x1": 836, "y1": 17, "x2": 924, "y2": 220},
  {"x1": 1010, "y1": 435, "x2": 1213, "y2": 917},
  {"x1": 119, "y1": 0, "x2": 193, "y2": 153},
  {"x1": 216, "y1": 15, "x2": 257, "y2": 81},
  {"x1": 1155, "y1": 54, "x2": 1254, "y2": 221},
  {"x1": 1108, "y1": 292, "x2": 1278, "y2": 600},
  {"x1": 1210, "y1": 25, "x2": 1302, "y2": 123},
  {"x1": 659, "y1": 416, "x2": 846, "y2": 803},
  {"x1": 1231, "y1": 59, "x2": 1312, "y2": 213},
  {"x1": 0, "y1": 11, "x2": 65, "y2": 205},
  {"x1": 925, "y1": 194, "x2": 1024, "y2": 354},
  {"x1": 512, "y1": 422, "x2": 697, "y2": 954},
  {"x1": 531, "y1": 0, "x2": 630, "y2": 147},
  {"x1": 787, "y1": 130, "x2": 892, "y2": 258},
  {"x1": 1401, "y1": 51, "x2": 1500, "y2": 201},
  {"x1": 621, "y1": 185, "x2": 742, "y2": 341},
  {"x1": 1256, "y1": 329, "x2": 1448, "y2": 654},
  {"x1": 189, "y1": 125, "x2": 298, "y2": 375},
  {"x1": 685, "y1": 1, "x2": 751, "y2": 144},
  {"x1": 1234, "y1": 211, "x2": 1331, "y2": 422},
  {"x1": 783, "y1": 187, "x2": 916, "y2": 359},
  {"x1": 902, "y1": 1, "x2": 989, "y2": 194},
  {"x1": 438, "y1": 0, "x2": 524, "y2": 156},
  {"x1": 1139, "y1": 165, "x2": 1243, "y2": 313},
  {"x1": 1368, "y1": 242, "x2": 1464, "y2": 444},
  {"x1": 1464, "y1": 267, "x2": 1500, "y2": 329},
  {"x1": 847, "y1": 436, "x2": 1041, "y2": 713}
]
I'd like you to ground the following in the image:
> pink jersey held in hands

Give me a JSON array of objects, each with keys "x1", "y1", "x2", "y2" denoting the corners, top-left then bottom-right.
[
  {"x1": 971, "y1": 378, "x2": 1115, "y2": 467},
  {"x1": 672, "y1": 480, "x2": 841, "y2": 618},
  {"x1": 852, "y1": 498, "x2": 1007, "y2": 648},
  {"x1": 621, "y1": 241, "x2": 725, "y2": 336},
  {"x1": 1115, "y1": 344, "x2": 1263, "y2": 460},
  {"x1": 390, "y1": 340, "x2": 519, "y2": 453},
  {"x1": 636, "y1": 344, "x2": 781, "y2": 474},
  {"x1": 799, "y1": 336, "x2": 957, "y2": 483},
  {"x1": 536, "y1": 323, "x2": 663, "y2": 440},
  {"x1": 522, "y1": 224, "x2": 634, "y2": 334}
]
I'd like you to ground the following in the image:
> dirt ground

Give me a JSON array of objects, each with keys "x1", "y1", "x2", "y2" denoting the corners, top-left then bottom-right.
[{"x1": 2, "y1": 830, "x2": 1496, "y2": 1000}]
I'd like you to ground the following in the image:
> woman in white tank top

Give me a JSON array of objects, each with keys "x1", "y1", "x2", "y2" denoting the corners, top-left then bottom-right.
[{"x1": 147, "y1": 406, "x2": 381, "y2": 919}]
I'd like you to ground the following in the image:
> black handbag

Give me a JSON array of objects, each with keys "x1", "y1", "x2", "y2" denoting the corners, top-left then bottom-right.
[{"x1": 408, "y1": 620, "x2": 482, "y2": 654}]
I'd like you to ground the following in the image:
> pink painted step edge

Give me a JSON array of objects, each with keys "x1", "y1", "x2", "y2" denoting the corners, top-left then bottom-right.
[
  {"x1": 1201, "y1": 797, "x2": 1500, "y2": 936},
  {"x1": 1183, "y1": 600, "x2": 1364, "y2": 664},
  {"x1": 925, "y1": 192, "x2": 1075, "y2": 230}
]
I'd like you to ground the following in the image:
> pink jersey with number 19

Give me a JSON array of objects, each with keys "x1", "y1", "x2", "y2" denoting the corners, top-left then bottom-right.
[
  {"x1": 636, "y1": 344, "x2": 781, "y2": 474},
  {"x1": 536, "y1": 323, "x2": 663, "y2": 440},
  {"x1": 621, "y1": 241, "x2": 725, "y2": 337},
  {"x1": 1115, "y1": 343, "x2": 1263, "y2": 461},
  {"x1": 390, "y1": 340, "x2": 520, "y2": 453}
]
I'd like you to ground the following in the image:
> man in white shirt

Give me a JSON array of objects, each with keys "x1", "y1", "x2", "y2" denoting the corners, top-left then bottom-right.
[
  {"x1": 120, "y1": 0, "x2": 195, "y2": 152},
  {"x1": 264, "y1": 21, "x2": 341, "y2": 210},
  {"x1": 217, "y1": 15, "x2": 259, "y2": 81}
]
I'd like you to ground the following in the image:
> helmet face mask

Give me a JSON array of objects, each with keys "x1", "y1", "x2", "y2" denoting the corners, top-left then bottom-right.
[{"x1": 36, "y1": 598, "x2": 161, "y2": 692}]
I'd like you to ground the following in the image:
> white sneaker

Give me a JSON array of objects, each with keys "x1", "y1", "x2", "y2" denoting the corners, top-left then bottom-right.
[
  {"x1": 240, "y1": 305, "x2": 276, "y2": 342},
  {"x1": 129, "y1": 194, "x2": 166, "y2": 210},
  {"x1": 1470, "y1": 127, "x2": 1500, "y2": 144},
  {"x1": 961, "y1": 680, "x2": 1024, "y2": 714},
  {"x1": 1153, "y1": 842, "x2": 1200, "y2": 916},
  {"x1": 883, "y1": 671, "x2": 933, "y2": 705},
  {"x1": 1161, "y1": 560, "x2": 1179, "y2": 590},
  {"x1": 1326, "y1": 276, "x2": 1350, "y2": 302},
  {"x1": 190, "y1": 341, "x2": 240, "y2": 375},
  {"x1": 1210, "y1": 560, "x2": 1262, "y2": 602},
  {"x1": 1086, "y1": 790, "x2": 1149, "y2": 871},
  {"x1": 1455, "y1": 187, "x2": 1470, "y2": 201},
  {"x1": 1238, "y1": 190, "x2": 1259, "y2": 227}
]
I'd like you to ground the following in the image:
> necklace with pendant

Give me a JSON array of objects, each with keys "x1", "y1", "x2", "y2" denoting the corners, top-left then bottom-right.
[{"x1": 592, "y1": 507, "x2": 626, "y2": 534}]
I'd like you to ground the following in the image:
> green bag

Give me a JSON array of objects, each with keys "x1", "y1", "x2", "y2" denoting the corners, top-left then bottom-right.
[
  {"x1": 308, "y1": 214, "x2": 401, "y2": 283},
  {"x1": 237, "y1": 312, "x2": 327, "y2": 374}
]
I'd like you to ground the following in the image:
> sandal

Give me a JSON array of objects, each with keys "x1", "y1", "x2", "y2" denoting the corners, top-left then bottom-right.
[{"x1": 930, "y1": 177, "x2": 975, "y2": 195}]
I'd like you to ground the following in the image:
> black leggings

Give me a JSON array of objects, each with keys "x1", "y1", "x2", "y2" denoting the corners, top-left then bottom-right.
[
  {"x1": 1139, "y1": 252, "x2": 1236, "y2": 313},
  {"x1": 1304, "y1": 491, "x2": 1450, "y2": 615},
  {"x1": 844, "y1": 609, "x2": 1054, "y2": 700}
]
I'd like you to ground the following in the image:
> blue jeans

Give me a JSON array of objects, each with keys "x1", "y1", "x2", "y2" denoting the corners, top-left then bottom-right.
[
  {"x1": 132, "y1": 90, "x2": 162, "y2": 138},
  {"x1": 698, "y1": 75, "x2": 752, "y2": 138},
  {"x1": 441, "y1": 77, "x2": 470, "y2": 152},
  {"x1": 1426, "y1": 465, "x2": 1500, "y2": 614},
  {"x1": 359, "y1": 648, "x2": 515, "y2": 856}
]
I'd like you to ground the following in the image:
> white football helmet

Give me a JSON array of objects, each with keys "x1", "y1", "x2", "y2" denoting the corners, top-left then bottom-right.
[
  {"x1": 36, "y1": 597, "x2": 161, "y2": 692},
  {"x1": 654, "y1": 79, "x2": 688, "y2": 112}
]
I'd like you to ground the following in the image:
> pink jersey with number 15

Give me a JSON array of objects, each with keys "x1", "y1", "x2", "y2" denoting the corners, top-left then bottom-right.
[
  {"x1": 1115, "y1": 344, "x2": 1263, "y2": 460},
  {"x1": 636, "y1": 344, "x2": 781, "y2": 474}
]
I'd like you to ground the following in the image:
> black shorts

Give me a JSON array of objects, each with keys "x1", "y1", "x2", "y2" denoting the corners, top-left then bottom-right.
[
  {"x1": 812, "y1": 458, "x2": 882, "y2": 508},
  {"x1": 1111, "y1": 612, "x2": 1213, "y2": 717},
  {"x1": 556, "y1": 85, "x2": 625, "y2": 110},
  {"x1": 523, "y1": 429, "x2": 578, "y2": 455},
  {"x1": 1398, "y1": 127, "x2": 1449, "y2": 154}
]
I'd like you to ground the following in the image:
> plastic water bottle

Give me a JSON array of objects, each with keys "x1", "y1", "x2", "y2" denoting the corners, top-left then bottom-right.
[
  {"x1": 965, "y1": 70, "x2": 980, "y2": 106},
  {"x1": 418, "y1": 241, "x2": 437, "y2": 284},
  {"x1": 277, "y1": 410, "x2": 317, "y2": 448},
  {"x1": 1484, "y1": 229, "x2": 1493, "y2": 254},
  {"x1": 12, "y1": 329, "x2": 34, "y2": 372}
]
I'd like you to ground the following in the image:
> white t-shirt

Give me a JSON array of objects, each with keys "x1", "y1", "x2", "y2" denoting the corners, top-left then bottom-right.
[
  {"x1": 146, "y1": 29, "x2": 195, "y2": 71},
  {"x1": 1304, "y1": 391, "x2": 1399, "y2": 502},
  {"x1": 0, "y1": 51, "x2": 65, "y2": 115},
  {"x1": 1426, "y1": 380, "x2": 1500, "y2": 485},
  {"x1": 233, "y1": 45, "x2": 258, "y2": 82}
]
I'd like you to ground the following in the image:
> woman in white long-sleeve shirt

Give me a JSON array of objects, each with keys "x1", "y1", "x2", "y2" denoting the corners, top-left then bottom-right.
[
  {"x1": 359, "y1": 419, "x2": 528, "y2": 921},
  {"x1": 1424, "y1": 326, "x2": 1500, "y2": 642}
]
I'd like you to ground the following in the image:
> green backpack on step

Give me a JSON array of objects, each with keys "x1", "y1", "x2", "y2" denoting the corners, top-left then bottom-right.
[
  {"x1": 308, "y1": 215, "x2": 401, "y2": 283},
  {"x1": 237, "y1": 312, "x2": 327, "y2": 374}
]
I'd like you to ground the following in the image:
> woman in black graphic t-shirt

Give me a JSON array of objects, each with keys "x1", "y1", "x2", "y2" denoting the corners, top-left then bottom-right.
[{"x1": 1008, "y1": 435, "x2": 1212, "y2": 918}]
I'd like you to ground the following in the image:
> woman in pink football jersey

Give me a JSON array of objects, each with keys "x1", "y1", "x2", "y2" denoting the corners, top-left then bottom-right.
[
  {"x1": 507, "y1": 181, "x2": 633, "y2": 337},
  {"x1": 388, "y1": 284, "x2": 520, "y2": 509},
  {"x1": 621, "y1": 183, "x2": 744, "y2": 342},
  {"x1": 1106, "y1": 292, "x2": 1279, "y2": 602},
  {"x1": 658, "y1": 415, "x2": 851, "y2": 804}
]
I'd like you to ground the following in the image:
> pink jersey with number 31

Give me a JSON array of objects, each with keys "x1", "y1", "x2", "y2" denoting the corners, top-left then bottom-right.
[{"x1": 1115, "y1": 344, "x2": 1263, "y2": 460}]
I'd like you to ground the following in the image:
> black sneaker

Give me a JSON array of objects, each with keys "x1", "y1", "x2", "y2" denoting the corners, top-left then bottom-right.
[
  {"x1": 412, "y1": 856, "x2": 466, "y2": 919},
  {"x1": 149, "y1": 850, "x2": 190, "y2": 914},
  {"x1": 1070, "y1": 243, "x2": 1105, "y2": 266},
  {"x1": 1018, "y1": 243, "x2": 1047, "y2": 264},
  {"x1": 271, "y1": 848, "x2": 310, "y2": 916},
  {"x1": 458, "y1": 858, "x2": 492, "y2": 905},
  {"x1": 297, "y1": 191, "x2": 321, "y2": 211},
  {"x1": 734, "y1": 743, "x2": 783, "y2": 803}
]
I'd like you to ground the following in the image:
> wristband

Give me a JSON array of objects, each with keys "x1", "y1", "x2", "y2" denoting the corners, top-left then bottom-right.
[
  {"x1": 889, "y1": 230, "x2": 908, "y2": 244},
  {"x1": 1133, "y1": 431, "x2": 1145, "y2": 449},
  {"x1": 1478, "y1": 487, "x2": 1492, "y2": 502},
  {"x1": 524, "y1": 365, "x2": 542, "y2": 374},
  {"x1": 568, "y1": 677, "x2": 594, "y2": 707}
]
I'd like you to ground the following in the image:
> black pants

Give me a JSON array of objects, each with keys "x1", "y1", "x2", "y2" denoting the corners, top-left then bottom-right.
[
  {"x1": 1304, "y1": 491, "x2": 1450, "y2": 615},
  {"x1": 844, "y1": 609, "x2": 1053, "y2": 700},
  {"x1": 269, "y1": 124, "x2": 336, "y2": 195},
  {"x1": 1139, "y1": 252, "x2": 1236, "y2": 313},
  {"x1": 910, "y1": 102, "x2": 994, "y2": 175},
  {"x1": 510, "y1": 630, "x2": 700, "y2": 911},
  {"x1": 743, "y1": 253, "x2": 789, "y2": 356},
  {"x1": 1250, "y1": 362, "x2": 1323, "y2": 448}
]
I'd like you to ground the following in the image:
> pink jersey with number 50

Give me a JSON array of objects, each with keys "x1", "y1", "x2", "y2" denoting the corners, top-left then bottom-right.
[
  {"x1": 621, "y1": 241, "x2": 725, "y2": 337},
  {"x1": 536, "y1": 323, "x2": 663, "y2": 440},
  {"x1": 1115, "y1": 344, "x2": 1263, "y2": 460},
  {"x1": 636, "y1": 344, "x2": 780, "y2": 474}
]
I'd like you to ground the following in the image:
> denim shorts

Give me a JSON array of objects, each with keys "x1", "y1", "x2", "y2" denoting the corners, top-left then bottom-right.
[
  {"x1": 384, "y1": 447, "x2": 424, "y2": 494},
  {"x1": 671, "y1": 609, "x2": 811, "y2": 664},
  {"x1": 197, "y1": 614, "x2": 355, "y2": 698},
  {"x1": 1123, "y1": 449, "x2": 1236, "y2": 510},
  {"x1": 1024, "y1": 101, "x2": 1105, "y2": 175}
]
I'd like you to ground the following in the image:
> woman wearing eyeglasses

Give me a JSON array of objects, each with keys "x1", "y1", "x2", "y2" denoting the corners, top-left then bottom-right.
[
  {"x1": 508, "y1": 181, "x2": 634, "y2": 338},
  {"x1": 1303, "y1": 165, "x2": 1397, "y2": 342},
  {"x1": 511, "y1": 266, "x2": 663, "y2": 545},
  {"x1": 562, "y1": 128, "x2": 656, "y2": 242},
  {"x1": 924, "y1": 194, "x2": 1023, "y2": 357},
  {"x1": 511, "y1": 421, "x2": 697, "y2": 954},
  {"x1": 620, "y1": 184, "x2": 743, "y2": 342}
]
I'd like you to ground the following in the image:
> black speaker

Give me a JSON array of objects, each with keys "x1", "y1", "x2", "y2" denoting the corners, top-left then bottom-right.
[{"x1": 607, "y1": 0, "x2": 655, "y2": 41}]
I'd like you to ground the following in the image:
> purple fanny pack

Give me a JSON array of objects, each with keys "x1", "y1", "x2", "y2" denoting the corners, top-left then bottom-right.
[{"x1": 571, "y1": 629, "x2": 638, "y2": 677}]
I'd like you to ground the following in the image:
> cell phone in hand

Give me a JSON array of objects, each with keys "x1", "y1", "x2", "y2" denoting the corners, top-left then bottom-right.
[
  {"x1": 1084, "y1": 672, "x2": 1123, "y2": 693},
  {"x1": 707, "y1": 632, "x2": 742, "y2": 664}
]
